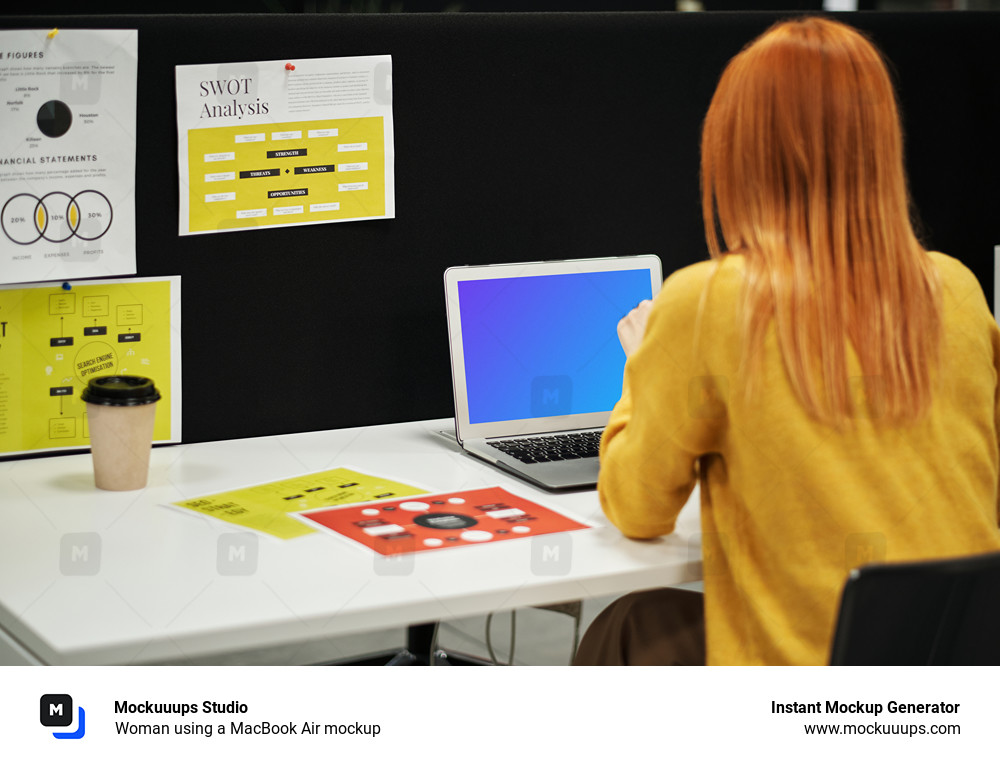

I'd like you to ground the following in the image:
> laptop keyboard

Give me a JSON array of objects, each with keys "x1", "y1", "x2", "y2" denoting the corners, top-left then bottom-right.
[{"x1": 489, "y1": 430, "x2": 602, "y2": 464}]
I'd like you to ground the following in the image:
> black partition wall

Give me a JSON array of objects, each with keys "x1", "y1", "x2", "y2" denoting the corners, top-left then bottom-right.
[{"x1": 3, "y1": 12, "x2": 999, "y2": 446}]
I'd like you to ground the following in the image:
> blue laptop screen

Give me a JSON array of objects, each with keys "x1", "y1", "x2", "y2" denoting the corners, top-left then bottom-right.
[{"x1": 457, "y1": 268, "x2": 654, "y2": 425}]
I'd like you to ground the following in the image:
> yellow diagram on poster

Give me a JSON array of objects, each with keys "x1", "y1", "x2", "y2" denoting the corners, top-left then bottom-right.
[
  {"x1": 186, "y1": 116, "x2": 385, "y2": 233},
  {"x1": 167, "y1": 467, "x2": 428, "y2": 539},
  {"x1": 0, "y1": 276, "x2": 181, "y2": 457},
  {"x1": 175, "y1": 54, "x2": 394, "y2": 236}
]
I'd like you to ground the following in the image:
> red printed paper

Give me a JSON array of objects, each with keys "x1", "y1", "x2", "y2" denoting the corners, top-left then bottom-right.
[{"x1": 296, "y1": 486, "x2": 590, "y2": 556}]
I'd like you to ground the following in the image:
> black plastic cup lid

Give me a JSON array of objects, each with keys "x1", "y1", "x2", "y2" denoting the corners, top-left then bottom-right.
[{"x1": 81, "y1": 375, "x2": 161, "y2": 406}]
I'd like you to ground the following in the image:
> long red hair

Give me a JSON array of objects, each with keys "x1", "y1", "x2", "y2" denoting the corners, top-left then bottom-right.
[{"x1": 700, "y1": 17, "x2": 941, "y2": 426}]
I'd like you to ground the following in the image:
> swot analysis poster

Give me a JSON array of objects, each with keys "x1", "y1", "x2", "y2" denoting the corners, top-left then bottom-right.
[{"x1": 175, "y1": 54, "x2": 394, "y2": 236}]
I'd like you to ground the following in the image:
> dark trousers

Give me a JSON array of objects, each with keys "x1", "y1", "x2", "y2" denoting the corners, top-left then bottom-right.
[{"x1": 573, "y1": 588, "x2": 706, "y2": 665}]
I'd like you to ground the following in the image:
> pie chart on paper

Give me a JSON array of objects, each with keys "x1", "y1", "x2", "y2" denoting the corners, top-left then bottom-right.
[{"x1": 37, "y1": 100, "x2": 73, "y2": 138}]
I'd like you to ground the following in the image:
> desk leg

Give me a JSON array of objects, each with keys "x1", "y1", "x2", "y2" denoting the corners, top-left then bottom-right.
[
  {"x1": 329, "y1": 622, "x2": 492, "y2": 666},
  {"x1": 384, "y1": 623, "x2": 437, "y2": 665}
]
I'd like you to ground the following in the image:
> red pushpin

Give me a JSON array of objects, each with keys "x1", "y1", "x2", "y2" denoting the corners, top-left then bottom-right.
[{"x1": 285, "y1": 62, "x2": 295, "y2": 71}]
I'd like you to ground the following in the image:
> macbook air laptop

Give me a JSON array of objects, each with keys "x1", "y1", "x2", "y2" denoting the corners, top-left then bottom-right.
[{"x1": 443, "y1": 254, "x2": 662, "y2": 491}]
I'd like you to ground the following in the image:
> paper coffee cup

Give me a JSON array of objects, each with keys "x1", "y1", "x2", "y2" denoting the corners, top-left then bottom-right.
[{"x1": 81, "y1": 376, "x2": 161, "y2": 491}]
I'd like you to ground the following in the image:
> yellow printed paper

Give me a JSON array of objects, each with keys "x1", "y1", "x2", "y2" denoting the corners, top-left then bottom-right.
[
  {"x1": 185, "y1": 117, "x2": 385, "y2": 233},
  {"x1": 175, "y1": 55, "x2": 395, "y2": 236},
  {"x1": 0, "y1": 277, "x2": 182, "y2": 457},
  {"x1": 168, "y1": 468, "x2": 427, "y2": 540}
]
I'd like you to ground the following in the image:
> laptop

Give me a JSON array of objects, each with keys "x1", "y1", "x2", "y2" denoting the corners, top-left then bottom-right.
[{"x1": 443, "y1": 255, "x2": 662, "y2": 491}]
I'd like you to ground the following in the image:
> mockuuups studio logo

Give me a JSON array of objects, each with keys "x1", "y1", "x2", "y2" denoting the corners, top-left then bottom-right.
[{"x1": 40, "y1": 694, "x2": 86, "y2": 739}]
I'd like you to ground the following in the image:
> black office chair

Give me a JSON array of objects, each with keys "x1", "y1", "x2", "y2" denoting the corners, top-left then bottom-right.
[{"x1": 829, "y1": 550, "x2": 1000, "y2": 665}]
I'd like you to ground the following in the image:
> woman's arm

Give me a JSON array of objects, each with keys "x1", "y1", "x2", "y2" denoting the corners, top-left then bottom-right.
[{"x1": 599, "y1": 262, "x2": 727, "y2": 539}]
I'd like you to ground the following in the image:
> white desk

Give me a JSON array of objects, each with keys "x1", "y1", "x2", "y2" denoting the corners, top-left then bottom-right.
[{"x1": 0, "y1": 418, "x2": 701, "y2": 665}]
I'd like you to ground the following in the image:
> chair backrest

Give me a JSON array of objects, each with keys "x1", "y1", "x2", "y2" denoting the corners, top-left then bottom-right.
[{"x1": 829, "y1": 550, "x2": 1000, "y2": 665}]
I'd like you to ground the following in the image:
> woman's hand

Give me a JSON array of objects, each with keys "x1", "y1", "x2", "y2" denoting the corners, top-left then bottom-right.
[{"x1": 617, "y1": 299, "x2": 653, "y2": 357}]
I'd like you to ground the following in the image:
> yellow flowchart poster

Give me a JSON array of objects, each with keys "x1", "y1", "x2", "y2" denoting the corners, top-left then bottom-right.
[
  {"x1": 167, "y1": 467, "x2": 428, "y2": 540},
  {"x1": 185, "y1": 116, "x2": 385, "y2": 233},
  {"x1": 0, "y1": 276, "x2": 181, "y2": 457},
  {"x1": 176, "y1": 55, "x2": 394, "y2": 236}
]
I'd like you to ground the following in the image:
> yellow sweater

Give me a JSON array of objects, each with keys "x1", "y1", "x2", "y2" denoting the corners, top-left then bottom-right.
[{"x1": 599, "y1": 252, "x2": 1000, "y2": 665}]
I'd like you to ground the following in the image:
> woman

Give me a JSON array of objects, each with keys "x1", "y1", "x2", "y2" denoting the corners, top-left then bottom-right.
[{"x1": 575, "y1": 17, "x2": 1000, "y2": 665}]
